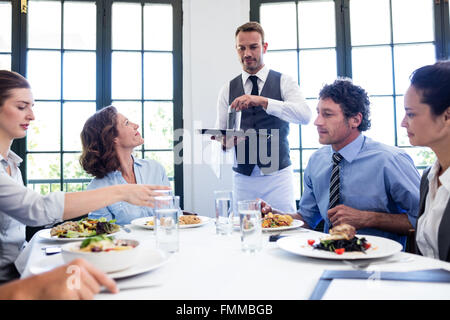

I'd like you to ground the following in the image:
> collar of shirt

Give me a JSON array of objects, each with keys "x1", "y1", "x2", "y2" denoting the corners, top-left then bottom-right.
[
  {"x1": 241, "y1": 65, "x2": 269, "y2": 87},
  {"x1": 111, "y1": 154, "x2": 144, "y2": 177},
  {"x1": 0, "y1": 150, "x2": 23, "y2": 170},
  {"x1": 428, "y1": 160, "x2": 450, "y2": 193},
  {"x1": 331, "y1": 133, "x2": 364, "y2": 164}
]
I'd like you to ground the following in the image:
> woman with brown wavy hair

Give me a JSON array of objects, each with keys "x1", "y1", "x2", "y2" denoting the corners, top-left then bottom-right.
[{"x1": 80, "y1": 105, "x2": 171, "y2": 225}]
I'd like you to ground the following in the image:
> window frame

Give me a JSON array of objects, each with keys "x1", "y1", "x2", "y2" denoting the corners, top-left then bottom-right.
[{"x1": 8, "y1": 0, "x2": 184, "y2": 205}]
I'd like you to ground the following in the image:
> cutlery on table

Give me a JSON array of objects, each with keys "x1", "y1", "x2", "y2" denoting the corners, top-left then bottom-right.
[
  {"x1": 342, "y1": 256, "x2": 414, "y2": 269},
  {"x1": 41, "y1": 246, "x2": 61, "y2": 255}
]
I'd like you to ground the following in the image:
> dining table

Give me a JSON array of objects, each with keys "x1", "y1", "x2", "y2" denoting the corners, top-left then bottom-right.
[{"x1": 16, "y1": 217, "x2": 450, "y2": 301}]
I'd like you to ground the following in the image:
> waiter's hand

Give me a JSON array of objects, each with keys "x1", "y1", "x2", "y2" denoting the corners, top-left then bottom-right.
[
  {"x1": 230, "y1": 95, "x2": 268, "y2": 111},
  {"x1": 211, "y1": 135, "x2": 246, "y2": 150}
]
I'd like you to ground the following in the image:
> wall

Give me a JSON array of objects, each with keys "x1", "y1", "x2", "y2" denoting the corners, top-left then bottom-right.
[{"x1": 182, "y1": 0, "x2": 250, "y2": 216}]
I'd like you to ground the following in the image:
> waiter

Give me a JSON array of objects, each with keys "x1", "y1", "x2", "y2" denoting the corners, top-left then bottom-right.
[{"x1": 214, "y1": 21, "x2": 311, "y2": 213}]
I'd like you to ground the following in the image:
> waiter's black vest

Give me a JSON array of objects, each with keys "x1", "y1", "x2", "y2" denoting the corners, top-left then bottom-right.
[{"x1": 229, "y1": 70, "x2": 291, "y2": 176}]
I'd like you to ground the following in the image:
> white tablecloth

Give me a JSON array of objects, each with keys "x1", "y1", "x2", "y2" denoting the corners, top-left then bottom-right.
[{"x1": 16, "y1": 222, "x2": 450, "y2": 300}]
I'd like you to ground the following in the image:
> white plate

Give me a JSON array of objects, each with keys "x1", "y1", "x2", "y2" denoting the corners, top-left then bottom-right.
[
  {"x1": 233, "y1": 218, "x2": 304, "y2": 232},
  {"x1": 262, "y1": 219, "x2": 304, "y2": 232},
  {"x1": 277, "y1": 234, "x2": 403, "y2": 260},
  {"x1": 29, "y1": 248, "x2": 170, "y2": 279},
  {"x1": 131, "y1": 216, "x2": 212, "y2": 230},
  {"x1": 38, "y1": 228, "x2": 123, "y2": 242}
]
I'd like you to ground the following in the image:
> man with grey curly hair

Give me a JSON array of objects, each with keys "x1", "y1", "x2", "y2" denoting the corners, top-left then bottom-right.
[{"x1": 262, "y1": 79, "x2": 421, "y2": 249}]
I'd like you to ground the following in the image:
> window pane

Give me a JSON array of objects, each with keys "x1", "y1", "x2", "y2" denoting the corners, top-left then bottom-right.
[
  {"x1": 145, "y1": 151, "x2": 174, "y2": 178},
  {"x1": 298, "y1": 0, "x2": 335, "y2": 48},
  {"x1": 27, "y1": 182, "x2": 61, "y2": 195},
  {"x1": 299, "y1": 49, "x2": 337, "y2": 98},
  {"x1": 143, "y1": 52, "x2": 173, "y2": 100},
  {"x1": 288, "y1": 123, "x2": 300, "y2": 149},
  {"x1": 112, "y1": 2, "x2": 141, "y2": 50},
  {"x1": 144, "y1": 102, "x2": 173, "y2": 149},
  {"x1": 301, "y1": 99, "x2": 320, "y2": 148},
  {"x1": 112, "y1": 51, "x2": 142, "y2": 99},
  {"x1": 63, "y1": 102, "x2": 96, "y2": 151},
  {"x1": 365, "y1": 97, "x2": 395, "y2": 146},
  {"x1": 0, "y1": 54, "x2": 10, "y2": 70},
  {"x1": 260, "y1": 2, "x2": 297, "y2": 50},
  {"x1": 64, "y1": 1, "x2": 96, "y2": 50},
  {"x1": 144, "y1": 4, "x2": 172, "y2": 51},
  {"x1": 28, "y1": 0, "x2": 61, "y2": 49},
  {"x1": 391, "y1": 0, "x2": 434, "y2": 43},
  {"x1": 351, "y1": 46, "x2": 393, "y2": 95},
  {"x1": 264, "y1": 50, "x2": 297, "y2": 83},
  {"x1": 27, "y1": 50, "x2": 61, "y2": 100},
  {"x1": 293, "y1": 171, "x2": 301, "y2": 201},
  {"x1": 27, "y1": 153, "x2": 61, "y2": 181},
  {"x1": 291, "y1": 149, "x2": 300, "y2": 170},
  {"x1": 403, "y1": 147, "x2": 436, "y2": 168},
  {"x1": 0, "y1": 2, "x2": 11, "y2": 52},
  {"x1": 302, "y1": 149, "x2": 317, "y2": 169},
  {"x1": 63, "y1": 153, "x2": 91, "y2": 179},
  {"x1": 396, "y1": 95, "x2": 410, "y2": 147},
  {"x1": 350, "y1": 0, "x2": 391, "y2": 46},
  {"x1": 394, "y1": 44, "x2": 436, "y2": 95},
  {"x1": 63, "y1": 51, "x2": 96, "y2": 100},
  {"x1": 27, "y1": 102, "x2": 60, "y2": 151},
  {"x1": 112, "y1": 101, "x2": 142, "y2": 130}
]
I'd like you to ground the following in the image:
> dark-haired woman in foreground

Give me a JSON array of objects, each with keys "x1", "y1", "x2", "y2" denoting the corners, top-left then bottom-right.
[
  {"x1": 401, "y1": 60, "x2": 450, "y2": 262},
  {"x1": 80, "y1": 105, "x2": 170, "y2": 225}
]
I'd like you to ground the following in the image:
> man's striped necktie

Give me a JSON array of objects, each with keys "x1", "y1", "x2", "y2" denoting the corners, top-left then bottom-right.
[{"x1": 329, "y1": 152, "x2": 343, "y2": 209}]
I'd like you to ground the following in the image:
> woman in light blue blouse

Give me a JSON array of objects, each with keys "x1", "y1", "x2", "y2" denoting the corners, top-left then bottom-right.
[{"x1": 80, "y1": 106, "x2": 171, "y2": 225}]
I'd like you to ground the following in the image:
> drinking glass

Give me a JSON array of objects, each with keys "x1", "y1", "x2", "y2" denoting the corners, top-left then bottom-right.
[
  {"x1": 214, "y1": 190, "x2": 233, "y2": 235},
  {"x1": 238, "y1": 199, "x2": 262, "y2": 253},
  {"x1": 154, "y1": 195, "x2": 180, "y2": 253}
]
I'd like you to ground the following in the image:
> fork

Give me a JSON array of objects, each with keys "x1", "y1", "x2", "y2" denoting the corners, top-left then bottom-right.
[{"x1": 342, "y1": 256, "x2": 414, "y2": 269}]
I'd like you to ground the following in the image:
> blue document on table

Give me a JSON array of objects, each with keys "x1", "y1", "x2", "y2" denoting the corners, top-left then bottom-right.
[{"x1": 310, "y1": 268, "x2": 450, "y2": 300}]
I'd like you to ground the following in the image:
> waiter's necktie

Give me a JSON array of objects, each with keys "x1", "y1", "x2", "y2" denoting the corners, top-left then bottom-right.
[
  {"x1": 249, "y1": 75, "x2": 259, "y2": 96},
  {"x1": 328, "y1": 152, "x2": 343, "y2": 209}
]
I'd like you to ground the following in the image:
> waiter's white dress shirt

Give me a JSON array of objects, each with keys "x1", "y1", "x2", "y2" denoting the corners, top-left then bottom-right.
[
  {"x1": 417, "y1": 161, "x2": 450, "y2": 259},
  {"x1": 215, "y1": 65, "x2": 311, "y2": 213},
  {"x1": 0, "y1": 150, "x2": 64, "y2": 282}
]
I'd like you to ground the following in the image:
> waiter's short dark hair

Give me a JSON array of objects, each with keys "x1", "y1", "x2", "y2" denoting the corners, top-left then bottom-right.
[
  {"x1": 319, "y1": 78, "x2": 371, "y2": 132},
  {"x1": 410, "y1": 60, "x2": 450, "y2": 117},
  {"x1": 235, "y1": 21, "x2": 265, "y2": 43}
]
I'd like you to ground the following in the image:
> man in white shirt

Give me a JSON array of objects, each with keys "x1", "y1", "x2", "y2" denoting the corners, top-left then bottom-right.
[{"x1": 215, "y1": 21, "x2": 311, "y2": 213}]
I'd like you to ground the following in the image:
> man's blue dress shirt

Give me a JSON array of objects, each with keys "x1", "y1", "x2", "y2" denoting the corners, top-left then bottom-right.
[
  {"x1": 299, "y1": 134, "x2": 420, "y2": 247},
  {"x1": 87, "y1": 156, "x2": 170, "y2": 225}
]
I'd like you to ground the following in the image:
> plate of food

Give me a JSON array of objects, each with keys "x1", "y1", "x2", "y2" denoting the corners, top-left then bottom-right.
[
  {"x1": 31, "y1": 236, "x2": 170, "y2": 279},
  {"x1": 131, "y1": 215, "x2": 212, "y2": 230},
  {"x1": 233, "y1": 213, "x2": 304, "y2": 232},
  {"x1": 277, "y1": 224, "x2": 403, "y2": 260},
  {"x1": 261, "y1": 212, "x2": 304, "y2": 232},
  {"x1": 39, "y1": 218, "x2": 122, "y2": 241}
]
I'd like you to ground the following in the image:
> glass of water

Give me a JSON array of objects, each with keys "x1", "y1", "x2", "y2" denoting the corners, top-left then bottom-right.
[
  {"x1": 154, "y1": 195, "x2": 180, "y2": 253},
  {"x1": 238, "y1": 199, "x2": 262, "y2": 253},
  {"x1": 214, "y1": 190, "x2": 233, "y2": 235}
]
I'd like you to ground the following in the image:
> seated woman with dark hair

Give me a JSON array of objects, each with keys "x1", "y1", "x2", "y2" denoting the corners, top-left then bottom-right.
[
  {"x1": 80, "y1": 105, "x2": 171, "y2": 225},
  {"x1": 401, "y1": 60, "x2": 450, "y2": 262}
]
